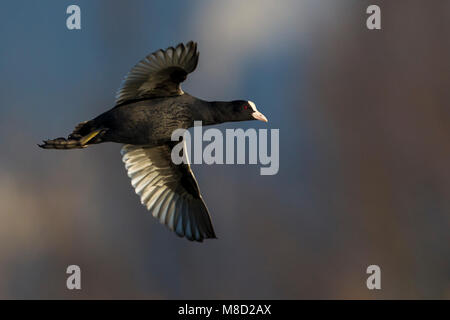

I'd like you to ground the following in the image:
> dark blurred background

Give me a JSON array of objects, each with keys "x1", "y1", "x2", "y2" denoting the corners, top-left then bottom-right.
[{"x1": 0, "y1": 0, "x2": 448, "y2": 299}]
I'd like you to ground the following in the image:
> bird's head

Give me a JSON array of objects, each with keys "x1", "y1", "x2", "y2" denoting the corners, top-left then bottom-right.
[{"x1": 230, "y1": 100, "x2": 268, "y2": 123}]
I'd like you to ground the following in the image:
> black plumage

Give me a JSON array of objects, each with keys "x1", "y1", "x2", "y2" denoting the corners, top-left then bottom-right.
[{"x1": 39, "y1": 41, "x2": 268, "y2": 242}]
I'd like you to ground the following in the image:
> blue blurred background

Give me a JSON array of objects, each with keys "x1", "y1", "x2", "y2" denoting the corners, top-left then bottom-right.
[{"x1": 0, "y1": 0, "x2": 449, "y2": 299}]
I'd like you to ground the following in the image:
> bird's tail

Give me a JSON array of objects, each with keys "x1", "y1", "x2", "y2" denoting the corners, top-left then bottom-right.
[{"x1": 38, "y1": 121, "x2": 104, "y2": 150}]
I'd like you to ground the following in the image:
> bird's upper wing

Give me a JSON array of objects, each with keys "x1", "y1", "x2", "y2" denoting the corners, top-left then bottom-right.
[
  {"x1": 121, "y1": 142, "x2": 216, "y2": 242},
  {"x1": 115, "y1": 41, "x2": 199, "y2": 105}
]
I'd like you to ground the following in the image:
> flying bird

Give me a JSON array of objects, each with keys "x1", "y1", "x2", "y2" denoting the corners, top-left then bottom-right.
[{"x1": 39, "y1": 41, "x2": 268, "y2": 242}]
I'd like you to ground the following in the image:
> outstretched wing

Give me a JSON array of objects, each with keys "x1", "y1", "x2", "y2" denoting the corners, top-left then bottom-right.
[
  {"x1": 115, "y1": 41, "x2": 199, "y2": 105},
  {"x1": 121, "y1": 142, "x2": 216, "y2": 242}
]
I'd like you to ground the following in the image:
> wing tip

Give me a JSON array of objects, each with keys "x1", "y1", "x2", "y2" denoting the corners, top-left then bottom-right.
[{"x1": 178, "y1": 232, "x2": 217, "y2": 243}]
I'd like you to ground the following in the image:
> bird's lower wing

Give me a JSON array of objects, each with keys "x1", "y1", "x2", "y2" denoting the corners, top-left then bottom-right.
[{"x1": 121, "y1": 142, "x2": 216, "y2": 242}]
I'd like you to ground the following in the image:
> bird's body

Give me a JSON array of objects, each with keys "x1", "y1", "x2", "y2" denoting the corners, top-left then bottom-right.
[
  {"x1": 92, "y1": 94, "x2": 199, "y2": 146},
  {"x1": 39, "y1": 42, "x2": 267, "y2": 242}
]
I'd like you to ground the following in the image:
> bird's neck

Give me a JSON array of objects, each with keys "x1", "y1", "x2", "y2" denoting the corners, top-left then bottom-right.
[
  {"x1": 198, "y1": 101, "x2": 234, "y2": 126},
  {"x1": 212, "y1": 101, "x2": 234, "y2": 123}
]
